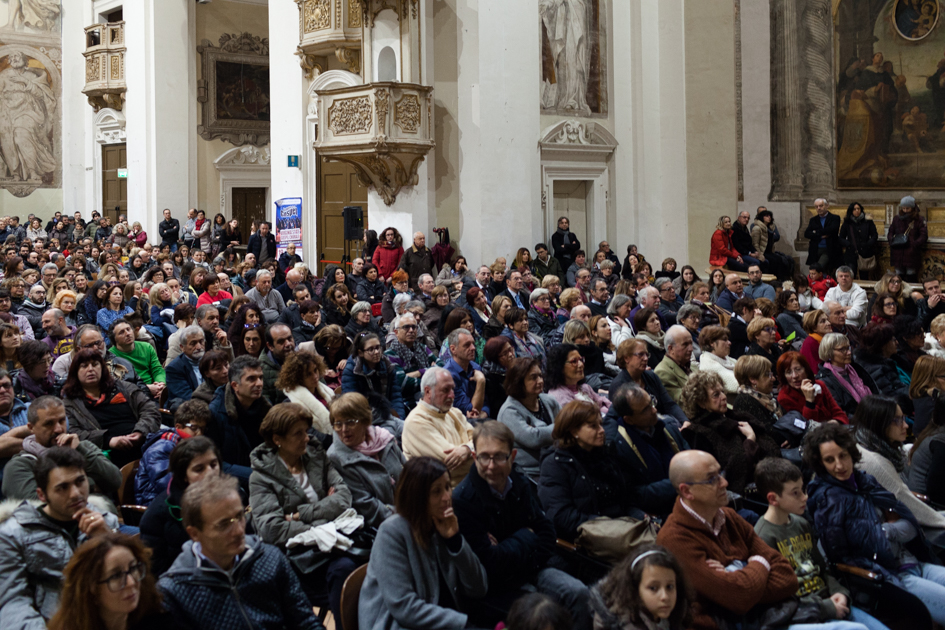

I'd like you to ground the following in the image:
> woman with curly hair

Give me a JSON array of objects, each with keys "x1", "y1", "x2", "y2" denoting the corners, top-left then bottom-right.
[
  {"x1": 322, "y1": 282, "x2": 353, "y2": 329},
  {"x1": 371, "y1": 227, "x2": 404, "y2": 282},
  {"x1": 314, "y1": 324, "x2": 351, "y2": 389},
  {"x1": 47, "y1": 533, "x2": 169, "y2": 630},
  {"x1": 275, "y1": 350, "x2": 335, "y2": 436}
]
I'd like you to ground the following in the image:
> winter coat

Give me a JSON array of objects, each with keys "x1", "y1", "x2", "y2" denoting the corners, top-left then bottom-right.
[
  {"x1": 135, "y1": 429, "x2": 185, "y2": 505},
  {"x1": 165, "y1": 354, "x2": 201, "y2": 403},
  {"x1": 452, "y1": 464, "x2": 557, "y2": 591},
  {"x1": 709, "y1": 229, "x2": 740, "y2": 267},
  {"x1": 552, "y1": 229, "x2": 581, "y2": 270},
  {"x1": 814, "y1": 363, "x2": 878, "y2": 418},
  {"x1": 609, "y1": 368, "x2": 688, "y2": 428},
  {"x1": 887, "y1": 212, "x2": 928, "y2": 271},
  {"x1": 371, "y1": 243, "x2": 404, "y2": 281},
  {"x1": 192, "y1": 220, "x2": 211, "y2": 253},
  {"x1": 0, "y1": 499, "x2": 119, "y2": 630},
  {"x1": 533, "y1": 255, "x2": 564, "y2": 285},
  {"x1": 248, "y1": 441, "x2": 352, "y2": 548},
  {"x1": 17, "y1": 300, "x2": 46, "y2": 339},
  {"x1": 327, "y1": 434, "x2": 404, "y2": 529},
  {"x1": 731, "y1": 222, "x2": 756, "y2": 257},
  {"x1": 139, "y1": 484, "x2": 189, "y2": 576},
  {"x1": 528, "y1": 307, "x2": 559, "y2": 346},
  {"x1": 537, "y1": 445, "x2": 636, "y2": 542},
  {"x1": 496, "y1": 394, "x2": 559, "y2": 477},
  {"x1": 839, "y1": 215, "x2": 879, "y2": 265},
  {"x1": 804, "y1": 213, "x2": 843, "y2": 267},
  {"x1": 853, "y1": 348, "x2": 911, "y2": 410},
  {"x1": 1, "y1": 440, "x2": 121, "y2": 501},
  {"x1": 62, "y1": 379, "x2": 162, "y2": 448},
  {"x1": 207, "y1": 383, "x2": 272, "y2": 468},
  {"x1": 776, "y1": 311, "x2": 807, "y2": 343},
  {"x1": 357, "y1": 514, "x2": 488, "y2": 630},
  {"x1": 158, "y1": 535, "x2": 322, "y2": 630},
  {"x1": 158, "y1": 218, "x2": 180, "y2": 246},
  {"x1": 699, "y1": 352, "x2": 739, "y2": 394},
  {"x1": 808, "y1": 469, "x2": 934, "y2": 584},
  {"x1": 398, "y1": 245, "x2": 436, "y2": 289},
  {"x1": 681, "y1": 409, "x2": 781, "y2": 494},
  {"x1": 341, "y1": 356, "x2": 405, "y2": 419},
  {"x1": 247, "y1": 231, "x2": 277, "y2": 262},
  {"x1": 356, "y1": 276, "x2": 387, "y2": 304}
]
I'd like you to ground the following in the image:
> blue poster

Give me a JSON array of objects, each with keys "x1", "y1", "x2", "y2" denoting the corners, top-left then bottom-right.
[{"x1": 274, "y1": 198, "x2": 303, "y2": 259}]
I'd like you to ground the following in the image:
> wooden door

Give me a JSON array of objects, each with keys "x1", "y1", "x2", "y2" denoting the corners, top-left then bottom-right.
[
  {"x1": 232, "y1": 188, "x2": 267, "y2": 239},
  {"x1": 317, "y1": 157, "x2": 368, "y2": 275},
  {"x1": 553, "y1": 180, "x2": 589, "y2": 250},
  {"x1": 102, "y1": 144, "x2": 127, "y2": 223}
]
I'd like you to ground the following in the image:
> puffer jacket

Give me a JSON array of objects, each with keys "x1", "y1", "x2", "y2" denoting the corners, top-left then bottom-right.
[
  {"x1": 341, "y1": 356, "x2": 405, "y2": 419},
  {"x1": 207, "y1": 383, "x2": 272, "y2": 468},
  {"x1": 17, "y1": 300, "x2": 46, "y2": 339},
  {"x1": 327, "y1": 433, "x2": 404, "y2": 529},
  {"x1": 248, "y1": 441, "x2": 352, "y2": 548},
  {"x1": 528, "y1": 307, "x2": 558, "y2": 346},
  {"x1": 371, "y1": 243, "x2": 404, "y2": 281},
  {"x1": 852, "y1": 348, "x2": 911, "y2": 412},
  {"x1": 62, "y1": 379, "x2": 162, "y2": 448},
  {"x1": 140, "y1": 482, "x2": 189, "y2": 576},
  {"x1": 158, "y1": 535, "x2": 322, "y2": 630},
  {"x1": 356, "y1": 276, "x2": 386, "y2": 304},
  {"x1": 0, "y1": 499, "x2": 119, "y2": 630},
  {"x1": 135, "y1": 429, "x2": 185, "y2": 505},
  {"x1": 808, "y1": 469, "x2": 934, "y2": 584}
]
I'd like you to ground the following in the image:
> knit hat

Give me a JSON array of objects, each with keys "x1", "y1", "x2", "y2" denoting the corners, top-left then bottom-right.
[{"x1": 900, "y1": 195, "x2": 916, "y2": 208}]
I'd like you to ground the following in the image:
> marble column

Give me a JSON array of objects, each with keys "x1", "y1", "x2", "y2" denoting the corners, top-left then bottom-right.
[{"x1": 769, "y1": 0, "x2": 804, "y2": 200}]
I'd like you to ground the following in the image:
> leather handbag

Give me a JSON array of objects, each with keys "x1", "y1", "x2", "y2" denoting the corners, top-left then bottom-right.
[
  {"x1": 890, "y1": 224, "x2": 912, "y2": 249},
  {"x1": 575, "y1": 515, "x2": 659, "y2": 563},
  {"x1": 848, "y1": 225, "x2": 877, "y2": 272}
]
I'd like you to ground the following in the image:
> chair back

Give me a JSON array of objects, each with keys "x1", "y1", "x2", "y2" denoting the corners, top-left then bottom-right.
[
  {"x1": 339, "y1": 563, "x2": 368, "y2": 630},
  {"x1": 118, "y1": 460, "x2": 139, "y2": 505}
]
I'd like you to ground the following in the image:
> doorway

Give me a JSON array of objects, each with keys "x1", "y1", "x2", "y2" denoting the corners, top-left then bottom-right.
[
  {"x1": 317, "y1": 157, "x2": 368, "y2": 275},
  {"x1": 102, "y1": 144, "x2": 127, "y2": 224},
  {"x1": 553, "y1": 180, "x2": 590, "y2": 249},
  {"x1": 232, "y1": 188, "x2": 267, "y2": 240}
]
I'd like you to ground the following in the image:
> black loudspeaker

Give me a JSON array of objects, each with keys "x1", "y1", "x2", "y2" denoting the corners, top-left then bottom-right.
[{"x1": 343, "y1": 206, "x2": 364, "y2": 240}]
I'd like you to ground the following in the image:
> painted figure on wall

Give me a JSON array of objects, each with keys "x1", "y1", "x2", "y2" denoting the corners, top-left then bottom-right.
[
  {"x1": 540, "y1": 0, "x2": 605, "y2": 116},
  {"x1": 1, "y1": 0, "x2": 61, "y2": 33},
  {"x1": 895, "y1": 0, "x2": 938, "y2": 40},
  {"x1": 0, "y1": 51, "x2": 57, "y2": 183}
]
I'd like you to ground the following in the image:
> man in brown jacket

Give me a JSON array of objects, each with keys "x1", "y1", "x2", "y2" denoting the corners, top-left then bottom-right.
[{"x1": 656, "y1": 451, "x2": 798, "y2": 630}]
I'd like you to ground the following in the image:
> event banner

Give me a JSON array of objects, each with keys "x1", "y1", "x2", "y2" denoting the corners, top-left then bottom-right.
[{"x1": 275, "y1": 198, "x2": 303, "y2": 259}]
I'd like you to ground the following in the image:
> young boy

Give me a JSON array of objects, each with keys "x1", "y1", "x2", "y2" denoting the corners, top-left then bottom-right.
[
  {"x1": 808, "y1": 264, "x2": 837, "y2": 301},
  {"x1": 753, "y1": 458, "x2": 886, "y2": 630}
]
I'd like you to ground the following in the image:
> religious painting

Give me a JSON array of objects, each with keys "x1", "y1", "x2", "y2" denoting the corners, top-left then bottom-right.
[
  {"x1": 540, "y1": 0, "x2": 607, "y2": 117},
  {"x1": 197, "y1": 32, "x2": 270, "y2": 146},
  {"x1": 894, "y1": 0, "x2": 939, "y2": 41},
  {"x1": 836, "y1": 0, "x2": 945, "y2": 189},
  {"x1": 0, "y1": 0, "x2": 61, "y2": 34}
]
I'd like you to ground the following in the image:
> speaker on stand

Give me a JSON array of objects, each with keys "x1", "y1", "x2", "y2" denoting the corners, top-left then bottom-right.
[{"x1": 342, "y1": 206, "x2": 365, "y2": 268}]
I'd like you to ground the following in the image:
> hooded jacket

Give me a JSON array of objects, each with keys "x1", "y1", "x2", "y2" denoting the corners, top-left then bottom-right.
[{"x1": 135, "y1": 429, "x2": 185, "y2": 505}]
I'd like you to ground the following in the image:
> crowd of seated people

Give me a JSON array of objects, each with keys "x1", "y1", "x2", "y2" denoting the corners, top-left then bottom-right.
[{"x1": 5, "y1": 210, "x2": 945, "y2": 630}]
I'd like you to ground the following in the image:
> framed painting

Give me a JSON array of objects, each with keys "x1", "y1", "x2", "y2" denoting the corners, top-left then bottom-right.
[
  {"x1": 197, "y1": 32, "x2": 270, "y2": 146},
  {"x1": 894, "y1": 0, "x2": 939, "y2": 41}
]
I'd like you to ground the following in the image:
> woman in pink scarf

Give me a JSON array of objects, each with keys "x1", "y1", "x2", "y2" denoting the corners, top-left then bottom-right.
[{"x1": 815, "y1": 332, "x2": 878, "y2": 418}]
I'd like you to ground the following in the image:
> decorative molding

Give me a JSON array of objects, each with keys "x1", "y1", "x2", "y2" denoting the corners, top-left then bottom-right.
[
  {"x1": 215, "y1": 145, "x2": 271, "y2": 167},
  {"x1": 296, "y1": 46, "x2": 323, "y2": 80},
  {"x1": 214, "y1": 145, "x2": 272, "y2": 220},
  {"x1": 93, "y1": 108, "x2": 126, "y2": 145},
  {"x1": 394, "y1": 94, "x2": 420, "y2": 133},
  {"x1": 375, "y1": 88, "x2": 390, "y2": 130},
  {"x1": 307, "y1": 69, "x2": 363, "y2": 121},
  {"x1": 348, "y1": 0, "x2": 363, "y2": 27},
  {"x1": 538, "y1": 119, "x2": 618, "y2": 161},
  {"x1": 328, "y1": 96, "x2": 373, "y2": 135},
  {"x1": 302, "y1": 0, "x2": 332, "y2": 32},
  {"x1": 216, "y1": 32, "x2": 269, "y2": 55},
  {"x1": 335, "y1": 46, "x2": 361, "y2": 73}
]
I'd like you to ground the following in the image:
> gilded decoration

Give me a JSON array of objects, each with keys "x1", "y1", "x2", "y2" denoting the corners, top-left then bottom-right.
[
  {"x1": 110, "y1": 55, "x2": 120, "y2": 80},
  {"x1": 349, "y1": 0, "x2": 363, "y2": 27},
  {"x1": 394, "y1": 94, "x2": 420, "y2": 133},
  {"x1": 375, "y1": 89, "x2": 390, "y2": 130},
  {"x1": 328, "y1": 96, "x2": 373, "y2": 135},
  {"x1": 86, "y1": 56, "x2": 99, "y2": 81},
  {"x1": 337, "y1": 0, "x2": 342, "y2": 29},
  {"x1": 304, "y1": 0, "x2": 332, "y2": 32},
  {"x1": 335, "y1": 47, "x2": 361, "y2": 74}
]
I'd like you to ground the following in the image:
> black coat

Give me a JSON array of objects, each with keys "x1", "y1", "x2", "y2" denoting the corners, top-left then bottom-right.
[
  {"x1": 158, "y1": 219, "x2": 180, "y2": 246},
  {"x1": 247, "y1": 232, "x2": 277, "y2": 261},
  {"x1": 804, "y1": 213, "x2": 843, "y2": 267},
  {"x1": 140, "y1": 485, "x2": 188, "y2": 575},
  {"x1": 852, "y1": 348, "x2": 912, "y2": 413},
  {"x1": 728, "y1": 318, "x2": 750, "y2": 359},
  {"x1": 814, "y1": 363, "x2": 879, "y2": 418},
  {"x1": 731, "y1": 222, "x2": 755, "y2": 256},
  {"x1": 551, "y1": 230, "x2": 581, "y2": 270},
  {"x1": 839, "y1": 216, "x2": 878, "y2": 263},
  {"x1": 609, "y1": 369, "x2": 687, "y2": 428}
]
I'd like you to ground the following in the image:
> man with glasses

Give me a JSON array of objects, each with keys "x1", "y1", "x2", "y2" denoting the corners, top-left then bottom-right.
[
  {"x1": 658, "y1": 450, "x2": 798, "y2": 630},
  {"x1": 452, "y1": 421, "x2": 590, "y2": 629},
  {"x1": 158, "y1": 474, "x2": 322, "y2": 630},
  {"x1": 0, "y1": 369, "x2": 30, "y2": 476},
  {"x1": 716, "y1": 273, "x2": 747, "y2": 314},
  {"x1": 586, "y1": 277, "x2": 610, "y2": 318},
  {"x1": 51, "y1": 326, "x2": 143, "y2": 392},
  {"x1": 385, "y1": 313, "x2": 435, "y2": 409},
  {"x1": 654, "y1": 277, "x2": 683, "y2": 321},
  {"x1": 744, "y1": 265, "x2": 775, "y2": 302},
  {"x1": 0, "y1": 447, "x2": 118, "y2": 628},
  {"x1": 604, "y1": 384, "x2": 689, "y2": 519}
]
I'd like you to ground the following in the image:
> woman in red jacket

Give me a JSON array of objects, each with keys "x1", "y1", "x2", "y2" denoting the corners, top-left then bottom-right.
[
  {"x1": 776, "y1": 351, "x2": 848, "y2": 424},
  {"x1": 372, "y1": 226, "x2": 405, "y2": 283},
  {"x1": 709, "y1": 216, "x2": 749, "y2": 271}
]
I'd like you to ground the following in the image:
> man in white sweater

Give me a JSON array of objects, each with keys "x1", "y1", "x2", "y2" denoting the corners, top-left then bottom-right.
[{"x1": 824, "y1": 266, "x2": 868, "y2": 328}]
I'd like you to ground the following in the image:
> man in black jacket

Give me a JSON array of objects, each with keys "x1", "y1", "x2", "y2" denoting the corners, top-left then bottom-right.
[
  {"x1": 732, "y1": 211, "x2": 764, "y2": 272},
  {"x1": 919, "y1": 276, "x2": 945, "y2": 331},
  {"x1": 159, "y1": 208, "x2": 181, "y2": 251},
  {"x1": 247, "y1": 221, "x2": 277, "y2": 266},
  {"x1": 552, "y1": 216, "x2": 581, "y2": 271},
  {"x1": 804, "y1": 198, "x2": 843, "y2": 270},
  {"x1": 727, "y1": 296, "x2": 756, "y2": 360},
  {"x1": 452, "y1": 421, "x2": 590, "y2": 630},
  {"x1": 398, "y1": 231, "x2": 435, "y2": 291}
]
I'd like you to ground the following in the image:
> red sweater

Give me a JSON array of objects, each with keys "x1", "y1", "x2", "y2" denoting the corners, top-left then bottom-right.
[
  {"x1": 372, "y1": 244, "x2": 404, "y2": 280},
  {"x1": 710, "y1": 230, "x2": 739, "y2": 267},
  {"x1": 808, "y1": 274, "x2": 837, "y2": 300},
  {"x1": 657, "y1": 499, "x2": 798, "y2": 630},
  {"x1": 777, "y1": 379, "x2": 848, "y2": 424}
]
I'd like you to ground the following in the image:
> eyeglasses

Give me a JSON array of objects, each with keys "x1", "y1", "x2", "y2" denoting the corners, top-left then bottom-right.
[
  {"x1": 0, "y1": 382, "x2": 12, "y2": 391},
  {"x1": 686, "y1": 470, "x2": 727, "y2": 487},
  {"x1": 631, "y1": 351, "x2": 650, "y2": 359},
  {"x1": 80, "y1": 339, "x2": 105, "y2": 349},
  {"x1": 476, "y1": 453, "x2": 510, "y2": 465},
  {"x1": 835, "y1": 346, "x2": 851, "y2": 353},
  {"x1": 212, "y1": 506, "x2": 251, "y2": 533},
  {"x1": 363, "y1": 345, "x2": 382, "y2": 353},
  {"x1": 763, "y1": 327, "x2": 777, "y2": 333},
  {"x1": 400, "y1": 324, "x2": 418, "y2": 331},
  {"x1": 893, "y1": 414, "x2": 907, "y2": 426},
  {"x1": 332, "y1": 419, "x2": 361, "y2": 430},
  {"x1": 98, "y1": 561, "x2": 147, "y2": 592}
]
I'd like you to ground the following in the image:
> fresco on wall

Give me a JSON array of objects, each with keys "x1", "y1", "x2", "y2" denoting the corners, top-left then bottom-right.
[
  {"x1": 0, "y1": 0, "x2": 61, "y2": 197},
  {"x1": 836, "y1": 0, "x2": 945, "y2": 189},
  {"x1": 540, "y1": 0, "x2": 607, "y2": 116}
]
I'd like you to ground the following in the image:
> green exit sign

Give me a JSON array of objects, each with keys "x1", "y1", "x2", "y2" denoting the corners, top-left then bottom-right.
[{"x1": 117, "y1": 168, "x2": 128, "y2": 179}]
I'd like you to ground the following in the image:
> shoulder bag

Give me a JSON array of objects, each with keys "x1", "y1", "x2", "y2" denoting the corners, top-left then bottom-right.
[
  {"x1": 575, "y1": 515, "x2": 659, "y2": 563},
  {"x1": 848, "y1": 224, "x2": 877, "y2": 272},
  {"x1": 889, "y1": 223, "x2": 912, "y2": 249}
]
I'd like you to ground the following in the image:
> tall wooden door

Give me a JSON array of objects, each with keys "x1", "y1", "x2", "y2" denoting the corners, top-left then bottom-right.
[
  {"x1": 102, "y1": 144, "x2": 127, "y2": 223},
  {"x1": 318, "y1": 157, "x2": 368, "y2": 275},
  {"x1": 232, "y1": 188, "x2": 267, "y2": 238}
]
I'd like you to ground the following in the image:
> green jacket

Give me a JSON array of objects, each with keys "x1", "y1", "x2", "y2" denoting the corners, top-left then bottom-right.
[
  {"x1": 109, "y1": 342, "x2": 165, "y2": 385},
  {"x1": 2, "y1": 440, "x2": 122, "y2": 500},
  {"x1": 533, "y1": 255, "x2": 565, "y2": 285}
]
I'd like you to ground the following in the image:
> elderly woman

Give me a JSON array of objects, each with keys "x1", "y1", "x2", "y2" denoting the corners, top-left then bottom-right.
[
  {"x1": 12, "y1": 340, "x2": 59, "y2": 402},
  {"x1": 606, "y1": 293, "x2": 635, "y2": 349},
  {"x1": 276, "y1": 350, "x2": 335, "y2": 437},
  {"x1": 852, "y1": 395, "x2": 945, "y2": 528},
  {"x1": 854, "y1": 323, "x2": 911, "y2": 412},
  {"x1": 688, "y1": 282, "x2": 722, "y2": 330},
  {"x1": 327, "y1": 392, "x2": 405, "y2": 529},
  {"x1": 540, "y1": 274, "x2": 562, "y2": 311},
  {"x1": 634, "y1": 307, "x2": 665, "y2": 370},
  {"x1": 527, "y1": 288, "x2": 558, "y2": 343},
  {"x1": 697, "y1": 325, "x2": 738, "y2": 394},
  {"x1": 421, "y1": 286, "x2": 450, "y2": 333},
  {"x1": 814, "y1": 332, "x2": 878, "y2": 419},
  {"x1": 557, "y1": 287, "x2": 583, "y2": 323},
  {"x1": 501, "y1": 307, "x2": 545, "y2": 362},
  {"x1": 924, "y1": 313, "x2": 945, "y2": 359},
  {"x1": 496, "y1": 357, "x2": 559, "y2": 479},
  {"x1": 358, "y1": 456, "x2": 488, "y2": 630},
  {"x1": 731, "y1": 354, "x2": 782, "y2": 429},
  {"x1": 344, "y1": 300, "x2": 385, "y2": 345},
  {"x1": 538, "y1": 400, "x2": 635, "y2": 542},
  {"x1": 62, "y1": 349, "x2": 161, "y2": 467},
  {"x1": 909, "y1": 355, "x2": 945, "y2": 435},
  {"x1": 804, "y1": 423, "x2": 945, "y2": 625},
  {"x1": 679, "y1": 371, "x2": 781, "y2": 493},
  {"x1": 675, "y1": 303, "x2": 703, "y2": 362},
  {"x1": 609, "y1": 338, "x2": 687, "y2": 428},
  {"x1": 341, "y1": 332, "x2": 405, "y2": 437},
  {"x1": 776, "y1": 351, "x2": 847, "y2": 424},
  {"x1": 52, "y1": 290, "x2": 79, "y2": 328},
  {"x1": 745, "y1": 316, "x2": 782, "y2": 366},
  {"x1": 800, "y1": 308, "x2": 832, "y2": 371},
  {"x1": 249, "y1": 403, "x2": 356, "y2": 623},
  {"x1": 545, "y1": 343, "x2": 611, "y2": 417},
  {"x1": 483, "y1": 295, "x2": 512, "y2": 340}
]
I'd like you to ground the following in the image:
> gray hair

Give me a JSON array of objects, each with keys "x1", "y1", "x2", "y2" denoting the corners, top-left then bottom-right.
[
  {"x1": 836, "y1": 265, "x2": 854, "y2": 276},
  {"x1": 228, "y1": 354, "x2": 261, "y2": 385},
  {"x1": 447, "y1": 327, "x2": 473, "y2": 349},
  {"x1": 195, "y1": 304, "x2": 218, "y2": 321},
  {"x1": 653, "y1": 277, "x2": 672, "y2": 290},
  {"x1": 529, "y1": 288, "x2": 551, "y2": 305},
  {"x1": 180, "y1": 324, "x2": 205, "y2": 344},
  {"x1": 26, "y1": 395, "x2": 64, "y2": 426},
  {"x1": 665, "y1": 325, "x2": 692, "y2": 348},
  {"x1": 420, "y1": 366, "x2": 449, "y2": 394},
  {"x1": 676, "y1": 304, "x2": 701, "y2": 324},
  {"x1": 405, "y1": 300, "x2": 425, "y2": 312},
  {"x1": 255, "y1": 269, "x2": 272, "y2": 282},
  {"x1": 607, "y1": 293, "x2": 633, "y2": 316},
  {"x1": 819, "y1": 332, "x2": 850, "y2": 362},
  {"x1": 821, "y1": 300, "x2": 842, "y2": 315},
  {"x1": 392, "y1": 293, "x2": 411, "y2": 314},
  {"x1": 418, "y1": 274, "x2": 433, "y2": 285},
  {"x1": 41, "y1": 263, "x2": 57, "y2": 275},
  {"x1": 392, "y1": 312, "x2": 417, "y2": 330},
  {"x1": 562, "y1": 320, "x2": 591, "y2": 344},
  {"x1": 814, "y1": 197, "x2": 827, "y2": 205},
  {"x1": 350, "y1": 301, "x2": 373, "y2": 317},
  {"x1": 638, "y1": 286, "x2": 659, "y2": 301}
]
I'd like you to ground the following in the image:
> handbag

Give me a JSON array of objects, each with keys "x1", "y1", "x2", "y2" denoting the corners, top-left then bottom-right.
[
  {"x1": 575, "y1": 515, "x2": 659, "y2": 563},
  {"x1": 848, "y1": 225, "x2": 877, "y2": 272},
  {"x1": 371, "y1": 302, "x2": 383, "y2": 318},
  {"x1": 889, "y1": 224, "x2": 912, "y2": 249}
]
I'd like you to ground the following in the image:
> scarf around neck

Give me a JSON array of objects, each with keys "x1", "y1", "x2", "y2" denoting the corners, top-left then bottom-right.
[
  {"x1": 822, "y1": 362, "x2": 871, "y2": 403},
  {"x1": 388, "y1": 339, "x2": 430, "y2": 372},
  {"x1": 736, "y1": 384, "x2": 781, "y2": 417},
  {"x1": 355, "y1": 425, "x2": 396, "y2": 457},
  {"x1": 855, "y1": 426, "x2": 906, "y2": 472}
]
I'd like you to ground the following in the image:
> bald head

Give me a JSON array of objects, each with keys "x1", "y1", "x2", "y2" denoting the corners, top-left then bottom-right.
[
  {"x1": 286, "y1": 269, "x2": 302, "y2": 286},
  {"x1": 669, "y1": 450, "x2": 719, "y2": 491},
  {"x1": 571, "y1": 305, "x2": 592, "y2": 323}
]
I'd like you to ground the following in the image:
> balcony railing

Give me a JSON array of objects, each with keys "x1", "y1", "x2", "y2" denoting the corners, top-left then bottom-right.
[{"x1": 82, "y1": 21, "x2": 126, "y2": 112}]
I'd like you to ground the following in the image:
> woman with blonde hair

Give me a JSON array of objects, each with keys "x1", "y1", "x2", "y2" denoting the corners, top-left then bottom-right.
[
  {"x1": 484, "y1": 294, "x2": 513, "y2": 340},
  {"x1": 869, "y1": 271, "x2": 917, "y2": 317},
  {"x1": 52, "y1": 289, "x2": 79, "y2": 328},
  {"x1": 800, "y1": 308, "x2": 832, "y2": 371},
  {"x1": 745, "y1": 316, "x2": 782, "y2": 365},
  {"x1": 909, "y1": 355, "x2": 945, "y2": 434},
  {"x1": 924, "y1": 313, "x2": 945, "y2": 360},
  {"x1": 556, "y1": 287, "x2": 582, "y2": 322},
  {"x1": 513, "y1": 247, "x2": 533, "y2": 272},
  {"x1": 275, "y1": 350, "x2": 335, "y2": 435}
]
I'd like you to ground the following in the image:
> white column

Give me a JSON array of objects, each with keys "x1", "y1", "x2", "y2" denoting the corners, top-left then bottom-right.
[
  {"x1": 269, "y1": 0, "x2": 307, "y2": 257},
  {"x1": 124, "y1": 0, "x2": 195, "y2": 242},
  {"x1": 61, "y1": 1, "x2": 94, "y2": 218}
]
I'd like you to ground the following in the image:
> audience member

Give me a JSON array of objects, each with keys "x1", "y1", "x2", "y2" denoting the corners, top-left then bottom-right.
[
  {"x1": 135, "y1": 399, "x2": 209, "y2": 505},
  {"x1": 207, "y1": 354, "x2": 270, "y2": 475},
  {"x1": 815, "y1": 332, "x2": 878, "y2": 418},
  {"x1": 825, "y1": 266, "x2": 868, "y2": 328}
]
